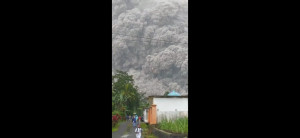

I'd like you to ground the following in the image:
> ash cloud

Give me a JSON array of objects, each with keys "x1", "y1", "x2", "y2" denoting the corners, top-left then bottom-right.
[{"x1": 112, "y1": 0, "x2": 188, "y2": 96}]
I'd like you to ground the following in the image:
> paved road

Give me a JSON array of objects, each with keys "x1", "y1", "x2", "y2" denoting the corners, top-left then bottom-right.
[{"x1": 112, "y1": 121, "x2": 143, "y2": 138}]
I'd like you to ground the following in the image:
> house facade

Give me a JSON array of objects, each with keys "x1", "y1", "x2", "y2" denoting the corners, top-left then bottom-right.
[{"x1": 144, "y1": 95, "x2": 188, "y2": 124}]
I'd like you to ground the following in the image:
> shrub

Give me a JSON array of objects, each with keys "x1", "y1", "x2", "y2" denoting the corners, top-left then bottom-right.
[
  {"x1": 112, "y1": 115, "x2": 118, "y2": 127},
  {"x1": 112, "y1": 110, "x2": 125, "y2": 120},
  {"x1": 112, "y1": 110, "x2": 121, "y2": 115},
  {"x1": 158, "y1": 117, "x2": 188, "y2": 134}
]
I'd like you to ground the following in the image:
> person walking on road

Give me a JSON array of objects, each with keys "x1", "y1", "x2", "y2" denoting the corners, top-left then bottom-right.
[
  {"x1": 132, "y1": 115, "x2": 137, "y2": 128},
  {"x1": 138, "y1": 116, "x2": 141, "y2": 123},
  {"x1": 132, "y1": 115, "x2": 134, "y2": 123},
  {"x1": 135, "y1": 124, "x2": 143, "y2": 138},
  {"x1": 135, "y1": 115, "x2": 138, "y2": 125}
]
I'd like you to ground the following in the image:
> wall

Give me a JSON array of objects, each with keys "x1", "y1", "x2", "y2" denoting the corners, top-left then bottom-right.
[
  {"x1": 153, "y1": 97, "x2": 188, "y2": 111},
  {"x1": 157, "y1": 111, "x2": 188, "y2": 123},
  {"x1": 153, "y1": 97, "x2": 188, "y2": 123},
  {"x1": 144, "y1": 109, "x2": 148, "y2": 123}
]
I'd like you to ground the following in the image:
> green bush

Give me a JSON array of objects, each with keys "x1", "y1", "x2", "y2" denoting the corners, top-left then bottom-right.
[
  {"x1": 112, "y1": 110, "x2": 121, "y2": 115},
  {"x1": 140, "y1": 123, "x2": 147, "y2": 129},
  {"x1": 158, "y1": 117, "x2": 188, "y2": 134},
  {"x1": 112, "y1": 110, "x2": 125, "y2": 117},
  {"x1": 112, "y1": 121, "x2": 121, "y2": 132}
]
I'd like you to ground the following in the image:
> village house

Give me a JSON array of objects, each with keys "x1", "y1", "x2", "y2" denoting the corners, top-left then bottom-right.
[{"x1": 144, "y1": 91, "x2": 188, "y2": 124}]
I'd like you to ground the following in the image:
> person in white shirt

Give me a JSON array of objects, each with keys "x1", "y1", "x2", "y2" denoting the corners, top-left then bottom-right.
[{"x1": 135, "y1": 124, "x2": 142, "y2": 138}]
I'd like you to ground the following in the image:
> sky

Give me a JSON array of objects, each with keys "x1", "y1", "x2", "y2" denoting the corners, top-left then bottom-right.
[{"x1": 112, "y1": 0, "x2": 188, "y2": 96}]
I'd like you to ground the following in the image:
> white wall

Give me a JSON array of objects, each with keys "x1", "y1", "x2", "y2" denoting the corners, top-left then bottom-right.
[
  {"x1": 153, "y1": 98, "x2": 188, "y2": 112},
  {"x1": 153, "y1": 97, "x2": 188, "y2": 123},
  {"x1": 143, "y1": 109, "x2": 148, "y2": 123}
]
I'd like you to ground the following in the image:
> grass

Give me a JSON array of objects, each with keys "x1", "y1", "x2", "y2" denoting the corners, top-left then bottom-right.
[
  {"x1": 140, "y1": 123, "x2": 148, "y2": 136},
  {"x1": 158, "y1": 117, "x2": 188, "y2": 134},
  {"x1": 144, "y1": 134, "x2": 158, "y2": 138},
  {"x1": 140, "y1": 123, "x2": 158, "y2": 138},
  {"x1": 112, "y1": 121, "x2": 123, "y2": 132},
  {"x1": 140, "y1": 123, "x2": 148, "y2": 130}
]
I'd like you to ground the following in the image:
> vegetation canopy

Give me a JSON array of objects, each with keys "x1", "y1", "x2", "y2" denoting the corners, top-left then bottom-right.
[{"x1": 112, "y1": 70, "x2": 149, "y2": 116}]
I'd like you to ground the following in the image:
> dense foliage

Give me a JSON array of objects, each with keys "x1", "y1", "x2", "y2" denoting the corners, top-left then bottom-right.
[{"x1": 112, "y1": 70, "x2": 149, "y2": 116}]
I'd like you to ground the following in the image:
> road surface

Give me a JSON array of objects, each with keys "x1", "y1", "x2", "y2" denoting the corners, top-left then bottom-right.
[{"x1": 112, "y1": 121, "x2": 143, "y2": 138}]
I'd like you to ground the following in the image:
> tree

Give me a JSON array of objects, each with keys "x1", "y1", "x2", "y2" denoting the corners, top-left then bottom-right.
[
  {"x1": 163, "y1": 91, "x2": 170, "y2": 96},
  {"x1": 112, "y1": 70, "x2": 145, "y2": 115},
  {"x1": 112, "y1": 70, "x2": 134, "y2": 94}
]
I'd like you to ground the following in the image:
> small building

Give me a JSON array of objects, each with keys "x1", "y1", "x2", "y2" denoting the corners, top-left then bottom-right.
[{"x1": 144, "y1": 91, "x2": 188, "y2": 124}]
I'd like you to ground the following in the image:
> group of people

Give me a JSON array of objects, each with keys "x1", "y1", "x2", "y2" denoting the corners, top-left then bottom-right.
[
  {"x1": 126, "y1": 114, "x2": 144, "y2": 124},
  {"x1": 126, "y1": 114, "x2": 143, "y2": 138}
]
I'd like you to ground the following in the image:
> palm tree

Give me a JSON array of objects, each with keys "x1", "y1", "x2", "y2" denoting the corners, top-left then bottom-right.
[{"x1": 113, "y1": 83, "x2": 139, "y2": 113}]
